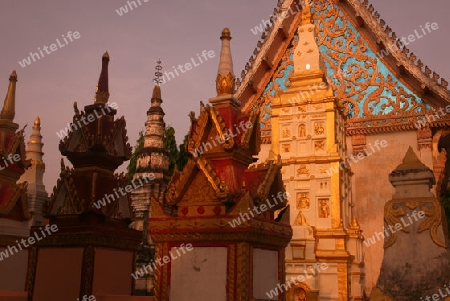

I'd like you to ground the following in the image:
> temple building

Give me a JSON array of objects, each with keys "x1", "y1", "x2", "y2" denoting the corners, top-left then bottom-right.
[
  {"x1": 235, "y1": 0, "x2": 450, "y2": 299},
  {"x1": 1, "y1": 0, "x2": 450, "y2": 300}
]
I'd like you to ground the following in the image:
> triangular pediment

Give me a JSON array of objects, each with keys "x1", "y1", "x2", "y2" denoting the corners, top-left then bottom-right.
[
  {"x1": 166, "y1": 158, "x2": 229, "y2": 206},
  {"x1": 0, "y1": 182, "x2": 29, "y2": 220},
  {"x1": 237, "y1": 0, "x2": 450, "y2": 140}
]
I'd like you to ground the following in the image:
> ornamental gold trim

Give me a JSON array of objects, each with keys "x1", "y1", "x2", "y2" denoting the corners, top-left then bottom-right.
[{"x1": 384, "y1": 197, "x2": 446, "y2": 248}]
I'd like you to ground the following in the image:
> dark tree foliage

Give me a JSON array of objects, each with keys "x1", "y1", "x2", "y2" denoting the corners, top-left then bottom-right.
[
  {"x1": 177, "y1": 134, "x2": 191, "y2": 172},
  {"x1": 164, "y1": 126, "x2": 179, "y2": 176},
  {"x1": 128, "y1": 128, "x2": 191, "y2": 180},
  {"x1": 127, "y1": 130, "x2": 144, "y2": 179},
  {"x1": 441, "y1": 190, "x2": 450, "y2": 239}
]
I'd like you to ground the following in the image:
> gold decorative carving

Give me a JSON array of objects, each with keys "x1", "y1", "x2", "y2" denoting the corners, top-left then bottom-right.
[
  {"x1": 296, "y1": 165, "x2": 309, "y2": 176},
  {"x1": 318, "y1": 199, "x2": 330, "y2": 218},
  {"x1": 227, "y1": 244, "x2": 236, "y2": 301},
  {"x1": 282, "y1": 127, "x2": 291, "y2": 138},
  {"x1": 208, "y1": 105, "x2": 235, "y2": 150},
  {"x1": 294, "y1": 211, "x2": 308, "y2": 226},
  {"x1": 153, "y1": 243, "x2": 162, "y2": 300},
  {"x1": 179, "y1": 172, "x2": 218, "y2": 205},
  {"x1": 313, "y1": 104, "x2": 323, "y2": 110},
  {"x1": 216, "y1": 72, "x2": 235, "y2": 95},
  {"x1": 240, "y1": 108, "x2": 260, "y2": 150},
  {"x1": 298, "y1": 124, "x2": 306, "y2": 137},
  {"x1": 337, "y1": 263, "x2": 348, "y2": 300},
  {"x1": 298, "y1": 106, "x2": 307, "y2": 112},
  {"x1": 282, "y1": 144, "x2": 291, "y2": 152},
  {"x1": 296, "y1": 193, "x2": 310, "y2": 209},
  {"x1": 237, "y1": 243, "x2": 250, "y2": 300},
  {"x1": 315, "y1": 140, "x2": 325, "y2": 151},
  {"x1": 417, "y1": 126, "x2": 432, "y2": 150},
  {"x1": 384, "y1": 197, "x2": 447, "y2": 248},
  {"x1": 314, "y1": 123, "x2": 325, "y2": 135}
]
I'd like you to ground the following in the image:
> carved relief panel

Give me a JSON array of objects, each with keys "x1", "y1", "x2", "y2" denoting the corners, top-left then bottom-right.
[
  {"x1": 298, "y1": 124, "x2": 307, "y2": 138},
  {"x1": 318, "y1": 198, "x2": 330, "y2": 218},
  {"x1": 296, "y1": 192, "x2": 310, "y2": 210}
]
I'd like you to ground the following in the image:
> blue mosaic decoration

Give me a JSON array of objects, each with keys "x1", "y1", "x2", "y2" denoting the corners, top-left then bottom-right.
[{"x1": 256, "y1": 0, "x2": 434, "y2": 140}]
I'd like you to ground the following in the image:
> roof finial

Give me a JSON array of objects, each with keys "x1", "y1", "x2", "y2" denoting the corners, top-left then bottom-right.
[
  {"x1": 1, "y1": 70, "x2": 17, "y2": 121},
  {"x1": 154, "y1": 59, "x2": 163, "y2": 85},
  {"x1": 301, "y1": 1, "x2": 313, "y2": 25},
  {"x1": 215, "y1": 28, "x2": 235, "y2": 96},
  {"x1": 94, "y1": 52, "x2": 110, "y2": 104},
  {"x1": 151, "y1": 60, "x2": 162, "y2": 107}
]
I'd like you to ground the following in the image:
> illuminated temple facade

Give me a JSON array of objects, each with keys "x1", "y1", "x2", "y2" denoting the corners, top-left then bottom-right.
[{"x1": 1, "y1": 0, "x2": 450, "y2": 300}]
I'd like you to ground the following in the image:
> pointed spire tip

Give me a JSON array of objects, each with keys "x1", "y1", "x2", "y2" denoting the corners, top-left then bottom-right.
[
  {"x1": 221, "y1": 28, "x2": 231, "y2": 40},
  {"x1": 34, "y1": 116, "x2": 40, "y2": 127},
  {"x1": 152, "y1": 85, "x2": 161, "y2": 100}
]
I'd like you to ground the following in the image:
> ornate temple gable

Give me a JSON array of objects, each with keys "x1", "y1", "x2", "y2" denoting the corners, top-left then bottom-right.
[
  {"x1": 59, "y1": 104, "x2": 132, "y2": 165},
  {"x1": 44, "y1": 53, "x2": 133, "y2": 219},
  {"x1": 165, "y1": 158, "x2": 228, "y2": 208},
  {"x1": 250, "y1": 156, "x2": 285, "y2": 207},
  {"x1": 186, "y1": 101, "x2": 259, "y2": 163},
  {"x1": 45, "y1": 159, "x2": 131, "y2": 218},
  {"x1": 0, "y1": 182, "x2": 29, "y2": 220},
  {"x1": 237, "y1": 0, "x2": 450, "y2": 140}
]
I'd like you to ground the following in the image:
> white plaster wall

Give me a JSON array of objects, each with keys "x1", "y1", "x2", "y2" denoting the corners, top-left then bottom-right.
[
  {"x1": 347, "y1": 131, "x2": 432, "y2": 294},
  {"x1": 169, "y1": 247, "x2": 227, "y2": 301},
  {"x1": 253, "y1": 248, "x2": 278, "y2": 300}
]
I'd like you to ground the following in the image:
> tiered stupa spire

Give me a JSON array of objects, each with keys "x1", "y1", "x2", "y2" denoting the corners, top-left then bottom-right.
[
  {"x1": 19, "y1": 117, "x2": 48, "y2": 226},
  {"x1": 216, "y1": 28, "x2": 235, "y2": 96},
  {"x1": 130, "y1": 60, "x2": 170, "y2": 296}
]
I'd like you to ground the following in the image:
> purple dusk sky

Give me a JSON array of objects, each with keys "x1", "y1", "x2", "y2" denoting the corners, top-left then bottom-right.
[{"x1": 0, "y1": 0, "x2": 449, "y2": 189}]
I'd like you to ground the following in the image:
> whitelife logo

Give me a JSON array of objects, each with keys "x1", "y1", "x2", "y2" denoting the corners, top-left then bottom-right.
[
  {"x1": 228, "y1": 192, "x2": 290, "y2": 228},
  {"x1": 0, "y1": 224, "x2": 58, "y2": 261},
  {"x1": 0, "y1": 154, "x2": 21, "y2": 171},
  {"x1": 363, "y1": 210, "x2": 425, "y2": 247},
  {"x1": 56, "y1": 102, "x2": 118, "y2": 139},
  {"x1": 18, "y1": 31, "x2": 81, "y2": 68},
  {"x1": 160, "y1": 50, "x2": 215, "y2": 85},
  {"x1": 191, "y1": 120, "x2": 253, "y2": 158},
  {"x1": 131, "y1": 243, "x2": 193, "y2": 279}
]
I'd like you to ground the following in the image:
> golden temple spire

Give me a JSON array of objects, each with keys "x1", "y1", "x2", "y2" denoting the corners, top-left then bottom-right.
[
  {"x1": 27, "y1": 116, "x2": 45, "y2": 163},
  {"x1": 1, "y1": 70, "x2": 17, "y2": 121},
  {"x1": 215, "y1": 28, "x2": 235, "y2": 96},
  {"x1": 94, "y1": 52, "x2": 110, "y2": 104}
]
